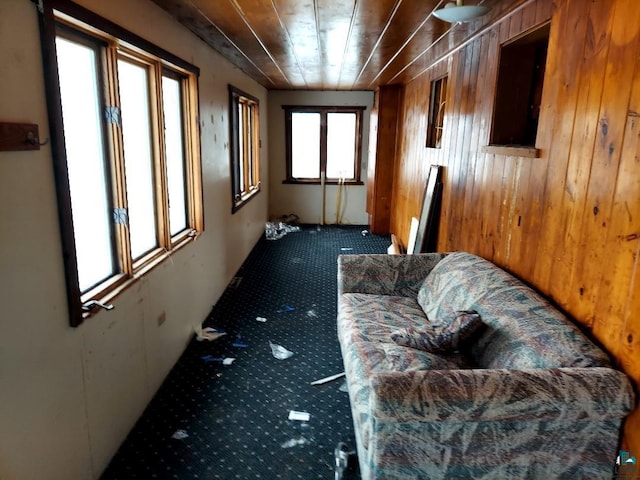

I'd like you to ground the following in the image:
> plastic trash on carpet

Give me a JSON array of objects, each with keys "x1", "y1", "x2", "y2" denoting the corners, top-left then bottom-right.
[
  {"x1": 265, "y1": 221, "x2": 300, "y2": 240},
  {"x1": 269, "y1": 341, "x2": 294, "y2": 360}
]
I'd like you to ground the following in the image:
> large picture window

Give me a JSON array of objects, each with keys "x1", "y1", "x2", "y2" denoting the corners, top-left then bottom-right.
[
  {"x1": 39, "y1": 1, "x2": 203, "y2": 326},
  {"x1": 229, "y1": 85, "x2": 260, "y2": 212},
  {"x1": 283, "y1": 106, "x2": 364, "y2": 184}
]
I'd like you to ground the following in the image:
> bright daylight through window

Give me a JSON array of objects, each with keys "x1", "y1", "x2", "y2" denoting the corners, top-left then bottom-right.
[
  {"x1": 229, "y1": 85, "x2": 260, "y2": 213},
  {"x1": 43, "y1": 3, "x2": 203, "y2": 326},
  {"x1": 284, "y1": 106, "x2": 364, "y2": 184}
]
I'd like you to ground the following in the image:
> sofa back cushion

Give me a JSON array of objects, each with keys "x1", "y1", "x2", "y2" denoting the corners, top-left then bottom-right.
[{"x1": 418, "y1": 252, "x2": 611, "y2": 369}]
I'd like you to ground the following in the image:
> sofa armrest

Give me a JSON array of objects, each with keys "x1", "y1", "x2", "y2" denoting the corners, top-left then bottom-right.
[
  {"x1": 338, "y1": 253, "x2": 447, "y2": 297},
  {"x1": 370, "y1": 367, "x2": 635, "y2": 423}
]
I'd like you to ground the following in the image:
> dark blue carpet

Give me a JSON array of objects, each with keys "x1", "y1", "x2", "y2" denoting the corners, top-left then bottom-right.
[{"x1": 101, "y1": 225, "x2": 390, "y2": 479}]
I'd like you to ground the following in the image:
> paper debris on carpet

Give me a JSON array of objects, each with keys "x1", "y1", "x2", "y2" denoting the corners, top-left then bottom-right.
[
  {"x1": 171, "y1": 429, "x2": 189, "y2": 440},
  {"x1": 194, "y1": 325, "x2": 226, "y2": 341},
  {"x1": 281, "y1": 437, "x2": 312, "y2": 448},
  {"x1": 288, "y1": 410, "x2": 310, "y2": 421}
]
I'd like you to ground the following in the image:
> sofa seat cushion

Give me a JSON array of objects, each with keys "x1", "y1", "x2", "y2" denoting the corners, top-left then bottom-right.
[
  {"x1": 338, "y1": 293, "x2": 428, "y2": 345},
  {"x1": 343, "y1": 341, "x2": 474, "y2": 457},
  {"x1": 347, "y1": 342, "x2": 472, "y2": 376},
  {"x1": 345, "y1": 341, "x2": 472, "y2": 423},
  {"x1": 417, "y1": 252, "x2": 611, "y2": 369},
  {"x1": 345, "y1": 341, "x2": 475, "y2": 411}
]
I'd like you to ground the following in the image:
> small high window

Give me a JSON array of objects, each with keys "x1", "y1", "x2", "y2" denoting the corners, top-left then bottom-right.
[
  {"x1": 426, "y1": 75, "x2": 448, "y2": 148},
  {"x1": 491, "y1": 23, "x2": 550, "y2": 147}
]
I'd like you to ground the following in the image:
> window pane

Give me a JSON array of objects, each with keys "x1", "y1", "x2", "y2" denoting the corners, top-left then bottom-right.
[
  {"x1": 327, "y1": 113, "x2": 356, "y2": 179},
  {"x1": 250, "y1": 105, "x2": 260, "y2": 189},
  {"x1": 238, "y1": 102, "x2": 245, "y2": 193},
  {"x1": 291, "y1": 112, "x2": 320, "y2": 178},
  {"x1": 230, "y1": 86, "x2": 260, "y2": 211},
  {"x1": 246, "y1": 104, "x2": 254, "y2": 188},
  {"x1": 162, "y1": 75, "x2": 187, "y2": 236},
  {"x1": 56, "y1": 36, "x2": 114, "y2": 292},
  {"x1": 118, "y1": 59, "x2": 158, "y2": 258}
]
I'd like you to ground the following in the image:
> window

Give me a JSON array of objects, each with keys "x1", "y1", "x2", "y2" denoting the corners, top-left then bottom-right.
[
  {"x1": 491, "y1": 23, "x2": 550, "y2": 147},
  {"x1": 229, "y1": 85, "x2": 260, "y2": 212},
  {"x1": 39, "y1": 1, "x2": 203, "y2": 326},
  {"x1": 426, "y1": 76, "x2": 448, "y2": 148},
  {"x1": 283, "y1": 106, "x2": 365, "y2": 184}
]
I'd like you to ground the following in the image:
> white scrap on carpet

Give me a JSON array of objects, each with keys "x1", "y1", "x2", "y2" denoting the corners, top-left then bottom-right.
[{"x1": 288, "y1": 410, "x2": 310, "y2": 421}]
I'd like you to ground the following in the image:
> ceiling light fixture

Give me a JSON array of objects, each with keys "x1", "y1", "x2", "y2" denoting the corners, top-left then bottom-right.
[{"x1": 433, "y1": 0, "x2": 490, "y2": 23}]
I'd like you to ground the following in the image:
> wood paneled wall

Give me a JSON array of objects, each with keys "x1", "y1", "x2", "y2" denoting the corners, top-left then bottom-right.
[{"x1": 390, "y1": 0, "x2": 640, "y2": 452}]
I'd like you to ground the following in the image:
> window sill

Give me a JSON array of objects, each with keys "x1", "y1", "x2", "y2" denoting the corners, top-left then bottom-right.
[
  {"x1": 482, "y1": 145, "x2": 540, "y2": 158},
  {"x1": 79, "y1": 233, "x2": 199, "y2": 321},
  {"x1": 232, "y1": 188, "x2": 261, "y2": 213}
]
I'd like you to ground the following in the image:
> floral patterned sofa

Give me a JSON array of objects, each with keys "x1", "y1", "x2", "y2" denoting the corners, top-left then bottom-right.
[{"x1": 337, "y1": 251, "x2": 635, "y2": 480}]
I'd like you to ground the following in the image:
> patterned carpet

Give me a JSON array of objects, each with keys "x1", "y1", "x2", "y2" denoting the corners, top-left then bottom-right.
[{"x1": 101, "y1": 225, "x2": 390, "y2": 480}]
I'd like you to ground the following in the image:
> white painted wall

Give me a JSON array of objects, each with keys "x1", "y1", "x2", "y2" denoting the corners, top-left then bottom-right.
[
  {"x1": 267, "y1": 90, "x2": 374, "y2": 225},
  {"x1": 0, "y1": 1, "x2": 268, "y2": 479}
]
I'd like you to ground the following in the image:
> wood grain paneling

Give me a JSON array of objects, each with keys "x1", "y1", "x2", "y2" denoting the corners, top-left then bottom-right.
[
  {"x1": 390, "y1": 0, "x2": 640, "y2": 454},
  {"x1": 152, "y1": 0, "x2": 526, "y2": 90},
  {"x1": 367, "y1": 85, "x2": 402, "y2": 234}
]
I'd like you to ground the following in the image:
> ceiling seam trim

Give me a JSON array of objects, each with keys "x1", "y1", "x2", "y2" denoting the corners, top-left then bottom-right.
[
  {"x1": 337, "y1": 0, "x2": 360, "y2": 88},
  {"x1": 187, "y1": 0, "x2": 276, "y2": 87},
  {"x1": 352, "y1": 0, "x2": 403, "y2": 89},
  {"x1": 228, "y1": 0, "x2": 293, "y2": 86},
  {"x1": 367, "y1": 0, "x2": 448, "y2": 88},
  {"x1": 270, "y1": 0, "x2": 310, "y2": 89}
]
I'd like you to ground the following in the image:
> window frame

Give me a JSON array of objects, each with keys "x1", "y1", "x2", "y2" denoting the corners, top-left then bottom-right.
[
  {"x1": 282, "y1": 105, "x2": 365, "y2": 185},
  {"x1": 489, "y1": 22, "x2": 550, "y2": 149},
  {"x1": 229, "y1": 85, "x2": 261, "y2": 213},
  {"x1": 426, "y1": 75, "x2": 448, "y2": 149},
  {"x1": 38, "y1": 0, "x2": 204, "y2": 327}
]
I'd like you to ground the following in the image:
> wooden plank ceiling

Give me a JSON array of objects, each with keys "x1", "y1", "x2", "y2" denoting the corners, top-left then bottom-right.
[{"x1": 151, "y1": 0, "x2": 523, "y2": 90}]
